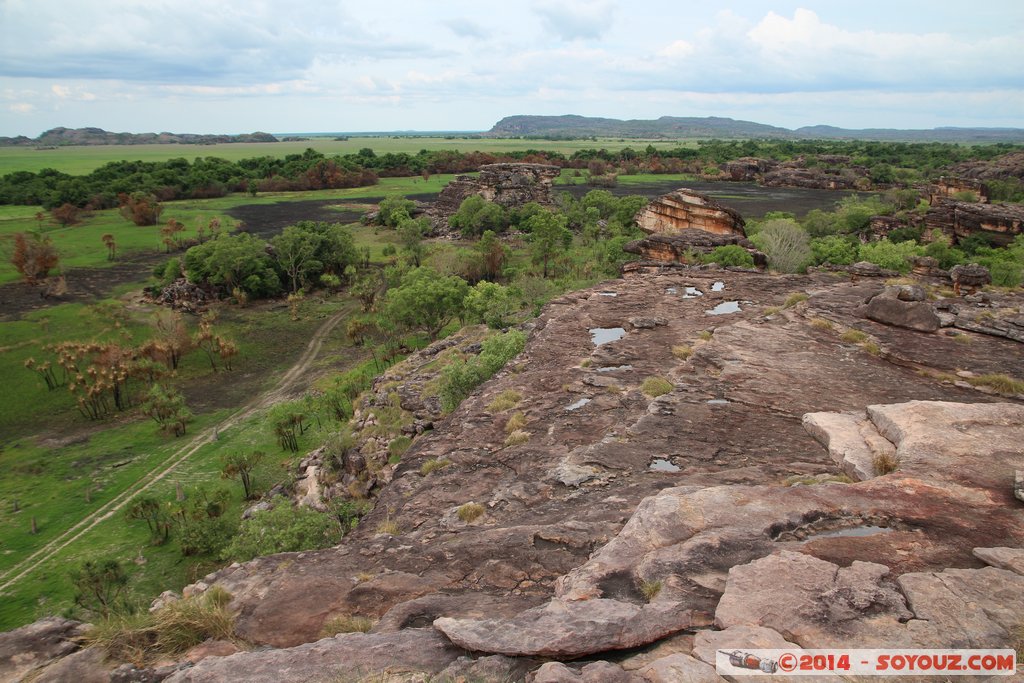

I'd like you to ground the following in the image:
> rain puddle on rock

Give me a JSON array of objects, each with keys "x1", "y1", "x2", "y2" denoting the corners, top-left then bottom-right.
[
  {"x1": 590, "y1": 327, "x2": 626, "y2": 345},
  {"x1": 683, "y1": 287, "x2": 704, "y2": 298},
  {"x1": 808, "y1": 526, "x2": 893, "y2": 541},
  {"x1": 597, "y1": 291, "x2": 618, "y2": 297},
  {"x1": 565, "y1": 398, "x2": 592, "y2": 412},
  {"x1": 665, "y1": 287, "x2": 678, "y2": 295},
  {"x1": 649, "y1": 458, "x2": 681, "y2": 472},
  {"x1": 711, "y1": 281, "x2": 726, "y2": 292},
  {"x1": 597, "y1": 364, "x2": 632, "y2": 373},
  {"x1": 706, "y1": 301, "x2": 741, "y2": 315},
  {"x1": 707, "y1": 399, "x2": 731, "y2": 405}
]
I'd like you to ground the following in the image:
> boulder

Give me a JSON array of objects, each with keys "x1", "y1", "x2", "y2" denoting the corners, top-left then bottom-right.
[
  {"x1": 972, "y1": 547, "x2": 1024, "y2": 575},
  {"x1": 0, "y1": 617, "x2": 86, "y2": 682},
  {"x1": 532, "y1": 661, "x2": 641, "y2": 683},
  {"x1": 950, "y1": 263, "x2": 992, "y2": 296},
  {"x1": 429, "y1": 163, "x2": 561, "y2": 232},
  {"x1": 633, "y1": 189, "x2": 746, "y2": 237},
  {"x1": 861, "y1": 287, "x2": 941, "y2": 332},
  {"x1": 637, "y1": 654, "x2": 723, "y2": 683}
]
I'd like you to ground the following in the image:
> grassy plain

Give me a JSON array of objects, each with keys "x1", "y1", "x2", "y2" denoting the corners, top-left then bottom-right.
[{"x1": 0, "y1": 137, "x2": 697, "y2": 175}]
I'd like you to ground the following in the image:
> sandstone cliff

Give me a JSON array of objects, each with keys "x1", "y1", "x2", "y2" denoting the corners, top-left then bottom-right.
[{"x1": 428, "y1": 163, "x2": 561, "y2": 232}]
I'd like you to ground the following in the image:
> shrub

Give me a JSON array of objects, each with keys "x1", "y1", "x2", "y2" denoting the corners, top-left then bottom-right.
[
  {"x1": 750, "y1": 219, "x2": 812, "y2": 273},
  {"x1": 457, "y1": 502, "x2": 485, "y2": 523},
  {"x1": 811, "y1": 235, "x2": 858, "y2": 266},
  {"x1": 702, "y1": 245, "x2": 754, "y2": 268},
  {"x1": 873, "y1": 452, "x2": 899, "y2": 475},
  {"x1": 222, "y1": 504, "x2": 341, "y2": 562},
  {"x1": 488, "y1": 390, "x2": 523, "y2": 412},
  {"x1": 639, "y1": 579, "x2": 662, "y2": 602},
  {"x1": 858, "y1": 239, "x2": 920, "y2": 273},
  {"x1": 641, "y1": 376, "x2": 673, "y2": 398},
  {"x1": 439, "y1": 330, "x2": 526, "y2": 412}
]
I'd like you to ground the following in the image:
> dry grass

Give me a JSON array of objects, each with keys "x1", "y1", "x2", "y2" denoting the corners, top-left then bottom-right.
[
  {"x1": 641, "y1": 376, "x2": 673, "y2": 398},
  {"x1": 457, "y1": 502, "x2": 485, "y2": 523},
  {"x1": 953, "y1": 333, "x2": 973, "y2": 344},
  {"x1": 86, "y1": 587, "x2": 236, "y2": 667},
  {"x1": 321, "y1": 615, "x2": 374, "y2": 636},
  {"x1": 671, "y1": 345, "x2": 693, "y2": 360},
  {"x1": 764, "y1": 306, "x2": 782, "y2": 316},
  {"x1": 504, "y1": 411, "x2": 527, "y2": 433},
  {"x1": 376, "y1": 515, "x2": 400, "y2": 535},
  {"x1": 966, "y1": 373, "x2": 1024, "y2": 396},
  {"x1": 840, "y1": 329, "x2": 869, "y2": 343},
  {"x1": 810, "y1": 317, "x2": 834, "y2": 331},
  {"x1": 861, "y1": 341, "x2": 882, "y2": 356},
  {"x1": 487, "y1": 389, "x2": 522, "y2": 412},
  {"x1": 504, "y1": 429, "x2": 530, "y2": 447},
  {"x1": 873, "y1": 452, "x2": 899, "y2": 476},
  {"x1": 420, "y1": 457, "x2": 452, "y2": 476},
  {"x1": 698, "y1": 330, "x2": 714, "y2": 341},
  {"x1": 639, "y1": 579, "x2": 663, "y2": 602},
  {"x1": 783, "y1": 292, "x2": 809, "y2": 308}
]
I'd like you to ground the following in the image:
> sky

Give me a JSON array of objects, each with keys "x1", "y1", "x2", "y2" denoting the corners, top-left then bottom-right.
[{"x1": 1, "y1": 0, "x2": 1023, "y2": 137}]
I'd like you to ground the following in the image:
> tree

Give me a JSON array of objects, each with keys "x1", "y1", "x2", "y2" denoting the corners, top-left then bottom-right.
[
  {"x1": 69, "y1": 559, "x2": 129, "y2": 618},
  {"x1": 449, "y1": 195, "x2": 509, "y2": 237},
  {"x1": 464, "y1": 281, "x2": 520, "y2": 329},
  {"x1": 140, "y1": 383, "x2": 193, "y2": 436},
  {"x1": 221, "y1": 451, "x2": 264, "y2": 499},
  {"x1": 161, "y1": 219, "x2": 187, "y2": 252},
  {"x1": 184, "y1": 233, "x2": 281, "y2": 297},
  {"x1": 51, "y1": 203, "x2": 82, "y2": 226},
  {"x1": 382, "y1": 267, "x2": 469, "y2": 340},
  {"x1": 396, "y1": 216, "x2": 429, "y2": 267},
  {"x1": 750, "y1": 219, "x2": 812, "y2": 273},
  {"x1": 525, "y1": 210, "x2": 572, "y2": 278},
  {"x1": 477, "y1": 230, "x2": 507, "y2": 281},
  {"x1": 119, "y1": 192, "x2": 163, "y2": 226},
  {"x1": 126, "y1": 495, "x2": 171, "y2": 544},
  {"x1": 10, "y1": 231, "x2": 60, "y2": 284},
  {"x1": 377, "y1": 195, "x2": 415, "y2": 227},
  {"x1": 272, "y1": 224, "x2": 324, "y2": 293}
]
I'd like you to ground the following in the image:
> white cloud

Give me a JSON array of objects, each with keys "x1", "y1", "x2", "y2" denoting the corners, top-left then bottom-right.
[
  {"x1": 8, "y1": 102, "x2": 34, "y2": 114},
  {"x1": 532, "y1": 0, "x2": 616, "y2": 41},
  {"x1": 658, "y1": 40, "x2": 695, "y2": 60}
]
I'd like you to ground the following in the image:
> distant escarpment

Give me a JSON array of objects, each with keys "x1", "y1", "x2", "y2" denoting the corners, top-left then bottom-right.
[
  {"x1": 489, "y1": 115, "x2": 1024, "y2": 143},
  {"x1": 0, "y1": 127, "x2": 278, "y2": 147}
]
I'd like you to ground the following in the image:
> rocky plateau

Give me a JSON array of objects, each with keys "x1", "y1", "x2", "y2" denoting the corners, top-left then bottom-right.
[{"x1": 5, "y1": 264, "x2": 1024, "y2": 682}]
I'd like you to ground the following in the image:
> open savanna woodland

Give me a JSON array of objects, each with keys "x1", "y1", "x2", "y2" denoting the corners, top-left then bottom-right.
[{"x1": 1, "y1": 126, "x2": 1023, "y2": 681}]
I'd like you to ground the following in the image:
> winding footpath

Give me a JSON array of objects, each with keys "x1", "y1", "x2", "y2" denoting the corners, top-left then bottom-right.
[{"x1": 0, "y1": 308, "x2": 349, "y2": 594}]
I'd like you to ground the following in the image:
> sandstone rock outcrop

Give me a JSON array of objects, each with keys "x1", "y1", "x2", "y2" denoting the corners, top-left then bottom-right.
[
  {"x1": 929, "y1": 176, "x2": 990, "y2": 203},
  {"x1": 633, "y1": 189, "x2": 746, "y2": 237},
  {"x1": 622, "y1": 231, "x2": 766, "y2": 269},
  {"x1": 720, "y1": 157, "x2": 777, "y2": 181},
  {"x1": 428, "y1": 162, "x2": 561, "y2": 231},
  {"x1": 925, "y1": 198, "x2": 1024, "y2": 247}
]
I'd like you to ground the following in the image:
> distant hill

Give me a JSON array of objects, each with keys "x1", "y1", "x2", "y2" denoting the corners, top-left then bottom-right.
[
  {"x1": 0, "y1": 127, "x2": 278, "y2": 147},
  {"x1": 488, "y1": 115, "x2": 1024, "y2": 143}
]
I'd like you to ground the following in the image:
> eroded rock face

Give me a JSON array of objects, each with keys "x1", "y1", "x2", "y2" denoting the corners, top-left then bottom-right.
[
  {"x1": 633, "y1": 189, "x2": 746, "y2": 237},
  {"x1": 429, "y1": 162, "x2": 561, "y2": 231},
  {"x1": 0, "y1": 617, "x2": 87, "y2": 682},
  {"x1": 622, "y1": 231, "x2": 765, "y2": 268},
  {"x1": 925, "y1": 199, "x2": 1024, "y2": 247}
]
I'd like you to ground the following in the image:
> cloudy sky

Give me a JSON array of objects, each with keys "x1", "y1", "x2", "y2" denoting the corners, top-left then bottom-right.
[{"x1": 1, "y1": 0, "x2": 1022, "y2": 136}]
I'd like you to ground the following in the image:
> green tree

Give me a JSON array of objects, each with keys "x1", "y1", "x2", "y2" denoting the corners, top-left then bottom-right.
[
  {"x1": 702, "y1": 245, "x2": 755, "y2": 268},
  {"x1": 525, "y1": 210, "x2": 572, "y2": 278},
  {"x1": 449, "y1": 195, "x2": 509, "y2": 237},
  {"x1": 69, "y1": 559, "x2": 129, "y2": 618},
  {"x1": 477, "y1": 230, "x2": 507, "y2": 281},
  {"x1": 464, "y1": 281, "x2": 520, "y2": 328},
  {"x1": 397, "y1": 216, "x2": 429, "y2": 267},
  {"x1": 272, "y1": 224, "x2": 324, "y2": 293},
  {"x1": 140, "y1": 383, "x2": 193, "y2": 436},
  {"x1": 377, "y1": 195, "x2": 415, "y2": 227},
  {"x1": 750, "y1": 219, "x2": 812, "y2": 273},
  {"x1": 382, "y1": 267, "x2": 469, "y2": 340},
  {"x1": 184, "y1": 233, "x2": 281, "y2": 297},
  {"x1": 220, "y1": 451, "x2": 264, "y2": 500},
  {"x1": 222, "y1": 504, "x2": 342, "y2": 562},
  {"x1": 126, "y1": 495, "x2": 171, "y2": 545},
  {"x1": 811, "y1": 235, "x2": 859, "y2": 265}
]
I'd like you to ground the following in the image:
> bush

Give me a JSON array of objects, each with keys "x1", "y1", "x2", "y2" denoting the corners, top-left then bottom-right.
[
  {"x1": 858, "y1": 240, "x2": 920, "y2": 273},
  {"x1": 449, "y1": 195, "x2": 510, "y2": 237},
  {"x1": 751, "y1": 219, "x2": 812, "y2": 273},
  {"x1": 439, "y1": 330, "x2": 526, "y2": 412},
  {"x1": 702, "y1": 245, "x2": 754, "y2": 268},
  {"x1": 811, "y1": 235, "x2": 858, "y2": 265},
  {"x1": 222, "y1": 504, "x2": 342, "y2": 562}
]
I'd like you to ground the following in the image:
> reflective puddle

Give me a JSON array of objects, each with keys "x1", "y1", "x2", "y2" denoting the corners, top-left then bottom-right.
[
  {"x1": 590, "y1": 327, "x2": 626, "y2": 345},
  {"x1": 684, "y1": 287, "x2": 704, "y2": 298},
  {"x1": 706, "y1": 301, "x2": 741, "y2": 315},
  {"x1": 565, "y1": 398, "x2": 591, "y2": 412},
  {"x1": 707, "y1": 399, "x2": 731, "y2": 405},
  {"x1": 597, "y1": 364, "x2": 633, "y2": 373},
  {"x1": 649, "y1": 458, "x2": 681, "y2": 472},
  {"x1": 810, "y1": 526, "x2": 893, "y2": 540},
  {"x1": 711, "y1": 281, "x2": 726, "y2": 292},
  {"x1": 597, "y1": 291, "x2": 618, "y2": 297}
]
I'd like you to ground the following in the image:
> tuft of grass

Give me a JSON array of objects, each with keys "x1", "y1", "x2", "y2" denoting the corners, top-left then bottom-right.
[
  {"x1": 810, "y1": 318, "x2": 834, "y2": 331},
  {"x1": 504, "y1": 430, "x2": 530, "y2": 447},
  {"x1": 420, "y1": 457, "x2": 452, "y2": 476},
  {"x1": 671, "y1": 345, "x2": 693, "y2": 360},
  {"x1": 87, "y1": 588, "x2": 236, "y2": 667},
  {"x1": 581, "y1": 359, "x2": 592, "y2": 368},
  {"x1": 376, "y1": 518, "x2": 400, "y2": 536},
  {"x1": 840, "y1": 329, "x2": 868, "y2": 344},
  {"x1": 861, "y1": 341, "x2": 882, "y2": 356},
  {"x1": 873, "y1": 452, "x2": 899, "y2": 476},
  {"x1": 785, "y1": 474, "x2": 854, "y2": 486},
  {"x1": 966, "y1": 373, "x2": 1024, "y2": 396},
  {"x1": 698, "y1": 330, "x2": 713, "y2": 341},
  {"x1": 355, "y1": 572, "x2": 374, "y2": 583},
  {"x1": 505, "y1": 411, "x2": 527, "y2": 434},
  {"x1": 487, "y1": 390, "x2": 523, "y2": 412},
  {"x1": 952, "y1": 333, "x2": 972, "y2": 344},
  {"x1": 639, "y1": 579, "x2": 663, "y2": 602},
  {"x1": 641, "y1": 376, "x2": 673, "y2": 398},
  {"x1": 764, "y1": 306, "x2": 782, "y2": 316},
  {"x1": 456, "y1": 502, "x2": 485, "y2": 523},
  {"x1": 783, "y1": 292, "x2": 809, "y2": 308},
  {"x1": 387, "y1": 435, "x2": 412, "y2": 460},
  {"x1": 321, "y1": 614, "x2": 374, "y2": 636}
]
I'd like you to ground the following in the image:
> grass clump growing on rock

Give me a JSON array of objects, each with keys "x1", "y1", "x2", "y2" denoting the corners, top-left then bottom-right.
[
  {"x1": 504, "y1": 430, "x2": 530, "y2": 447},
  {"x1": 639, "y1": 579, "x2": 663, "y2": 602},
  {"x1": 641, "y1": 376, "x2": 673, "y2": 398},
  {"x1": 487, "y1": 390, "x2": 522, "y2": 412},
  {"x1": 810, "y1": 318, "x2": 834, "y2": 331},
  {"x1": 840, "y1": 329, "x2": 868, "y2": 344},
  {"x1": 784, "y1": 292, "x2": 809, "y2": 308},
  {"x1": 88, "y1": 587, "x2": 235, "y2": 666},
  {"x1": 505, "y1": 411, "x2": 527, "y2": 433},
  {"x1": 420, "y1": 457, "x2": 452, "y2": 476},
  {"x1": 671, "y1": 345, "x2": 693, "y2": 360},
  {"x1": 387, "y1": 436, "x2": 412, "y2": 460},
  {"x1": 698, "y1": 330, "x2": 713, "y2": 341},
  {"x1": 439, "y1": 330, "x2": 526, "y2": 413},
  {"x1": 966, "y1": 373, "x2": 1024, "y2": 396},
  {"x1": 873, "y1": 452, "x2": 899, "y2": 476},
  {"x1": 321, "y1": 614, "x2": 374, "y2": 636},
  {"x1": 457, "y1": 502, "x2": 485, "y2": 523}
]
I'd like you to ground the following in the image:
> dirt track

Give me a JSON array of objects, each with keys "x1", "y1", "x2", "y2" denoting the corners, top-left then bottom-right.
[{"x1": 0, "y1": 307, "x2": 349, "y2": 595}]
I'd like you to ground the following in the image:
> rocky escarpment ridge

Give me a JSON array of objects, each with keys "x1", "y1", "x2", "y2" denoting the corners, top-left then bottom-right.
[
  {"x1": 949, "y1": 150, "x2": 1024, "y2": 181},
  {"x1": 718, "y1": 155, "x2": 871, "y2": 190},
  {"x1": 428, "y1": 163, "x2": 561, "y2": 232},
  {"x1": 9, "y1": 270, "x2": 1024, "y2": 681},
  {"x1": 925, "y1": 198, "x2": 1024, "y2": 247},
  {"x1": 0, "y1": 127, "x2": 278, "y2": 147}
]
